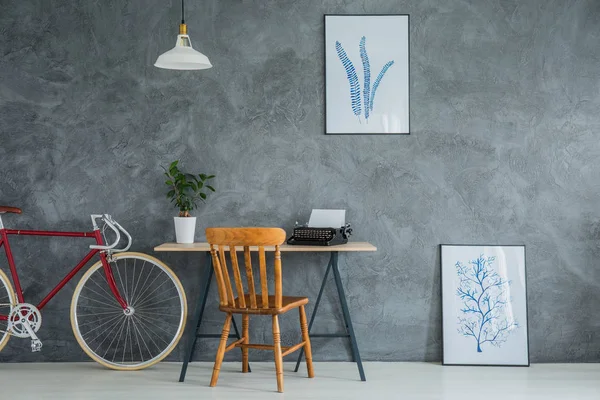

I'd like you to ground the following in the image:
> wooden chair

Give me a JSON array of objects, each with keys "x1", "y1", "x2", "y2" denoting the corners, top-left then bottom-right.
[{"x1": 206, "y1": 227, "x2": 314, "y2": 393}]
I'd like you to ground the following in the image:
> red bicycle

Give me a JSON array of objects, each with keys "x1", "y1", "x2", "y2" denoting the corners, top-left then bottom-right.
[{"x1": 0, "y1": 206, "x2": 187, "y2": 370}]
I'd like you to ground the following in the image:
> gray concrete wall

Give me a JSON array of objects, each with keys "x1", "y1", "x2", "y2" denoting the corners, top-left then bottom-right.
[{"x1": 1, "y1": 0, "x2": 599, "y2": 363}]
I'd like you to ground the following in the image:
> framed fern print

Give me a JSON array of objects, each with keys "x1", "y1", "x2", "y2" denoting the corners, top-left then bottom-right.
[
  {"x1": 325, "y1": 14, "x2": 410, "y2": 135},
  {"x1": 441, "y1": 245, "x2": 530, "y2": 366}
]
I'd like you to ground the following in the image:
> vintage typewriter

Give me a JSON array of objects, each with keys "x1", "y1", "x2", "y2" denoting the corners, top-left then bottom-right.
[{"x1": 287, "y1": 223, "x2": 352, "y2": 246}]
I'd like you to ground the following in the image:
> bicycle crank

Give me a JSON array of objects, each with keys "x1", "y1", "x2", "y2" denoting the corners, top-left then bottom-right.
[{"x1": 7, "y1": 303, "x2": 43, "y2": 352}]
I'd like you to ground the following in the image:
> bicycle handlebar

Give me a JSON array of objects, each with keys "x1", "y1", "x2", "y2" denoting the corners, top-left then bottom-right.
[
  {"x1": 110, "y1": 218, "x2": 132, "y2": 252},
  {"x1": 89, "y1": 214, "x2": 132, "y2": 252}
]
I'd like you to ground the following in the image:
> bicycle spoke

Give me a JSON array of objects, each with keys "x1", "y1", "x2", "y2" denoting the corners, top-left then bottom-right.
[
  {"x1": 134, "y1": 279, "x2": 175, "y2": 308},
  {"x1": 136, "y1": 295, "x2": 183, "y2": 311},
  {"x1": 134, "y1": 309, "x2": 181, "y2": 318},
  {"x1": 130, "y1": 259, "x2": 137, "y2": 304},
  {"x1": 131, "y1": 267, "x2": 163, "y2": 306},
  {"x1": 130, "y1": 260, "x2": 145, "y2": 306},
  {"x1": 82, "y1": 313, "x2": 124, "y2": 340},
  {"x1": 82, "y1": 284, "x2": 120, "y2": 306},
  {"x1": 132, "y1": 315, "x2": 164, "y2": 352},
  {"x1": 100, "y1": 315, "x2": 127, "y2": 358},
  {"x1": 81, "y1": 312, "x2": 123, "y2": 338},
  {"x1": 88, "y1": 276, "x2": 118, "y2": 303},
  {"x1": 94, "y1": 314, "x2": 126, "y2": 355},
  {"x1": 77, "y1": 313, "x2": 121, "y2": 328},
  {"x1": 79, "y1": 295, "x2": 123, "y2": 311},
  {"x1": 131, "y1": 317, "x2": 145, "y2": 362},
  {"x1": 76, "y1": 305, "x2": 121, "y2": 311},
  {"x1": 77, "y1": 310, "x2": 123, "y2": 318},
  {"x1": 111, "y1": 315, "x2": 129, "y2": 363},
  {"x1": 134, "y1": 305, "x2": 181, "y2": 313},
  {"x1": 134, "y1": 312, "x2": 176, "y2": 338},
  {"x1": 131, "y1": 263, "x2": 155, "y2": 305},
  {"x1": 130, "y1": 318, "x2": 136, "y2": 362},
  {"x1": 122, "y1": 317, "x2": 131, "y2": 363},
  {"x1": 132, "y1": 315, "x2": 171, "y2": 346}
]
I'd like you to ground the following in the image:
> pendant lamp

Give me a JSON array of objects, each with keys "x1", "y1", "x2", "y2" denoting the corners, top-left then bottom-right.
[{"x1": 154, "y1": 0, "x2": 212, "y2": 70}]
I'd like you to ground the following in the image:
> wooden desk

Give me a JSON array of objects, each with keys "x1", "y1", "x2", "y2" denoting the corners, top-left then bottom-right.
[
  {"x1": 155, "y1": 242, "x2": 376, "y2": 253},
  {"x1": 155, "y1": 241, "x2": 377, "y2": 382}
]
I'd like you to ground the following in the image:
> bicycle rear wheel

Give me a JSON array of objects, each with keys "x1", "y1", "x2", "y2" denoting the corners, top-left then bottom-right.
[
  {"x1": 0, "y1": 268, "x2": 16, "y2": 352},
  {"x1": 70, "y1": 252, "x2": 187, "y2": 370}
]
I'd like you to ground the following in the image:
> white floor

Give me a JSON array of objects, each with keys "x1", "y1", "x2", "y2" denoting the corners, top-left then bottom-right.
[{"x1": 0, "y1": 362, "x2": 599, "y2": 399}]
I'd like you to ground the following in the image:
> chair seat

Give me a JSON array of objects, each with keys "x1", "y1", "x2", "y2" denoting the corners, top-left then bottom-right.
[
  {"x1": 0, "y1": 206, "x2": 21, "y2": 214},
  {"x1": 220, "y1": 295, "x2": 308, "y2": 315}
]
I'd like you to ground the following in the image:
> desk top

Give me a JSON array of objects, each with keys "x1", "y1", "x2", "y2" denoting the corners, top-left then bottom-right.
[{"x1": 154, "y1": 241, "x2": 377, "y2": 253}]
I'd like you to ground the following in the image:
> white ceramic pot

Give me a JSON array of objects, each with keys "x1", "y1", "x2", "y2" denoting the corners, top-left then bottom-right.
[{"x1": 174, "y1": 216, "x2": 196, "y2": 244}]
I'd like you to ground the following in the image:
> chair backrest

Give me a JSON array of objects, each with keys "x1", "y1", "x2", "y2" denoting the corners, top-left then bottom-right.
[{"x1": 206, "y1": 227, "x2": 287, "y2": 309}]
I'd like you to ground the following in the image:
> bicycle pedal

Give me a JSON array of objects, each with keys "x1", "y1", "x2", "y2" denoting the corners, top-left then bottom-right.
[{"x1": 31, "y1": 339, "x2": 43, "y2": 352}]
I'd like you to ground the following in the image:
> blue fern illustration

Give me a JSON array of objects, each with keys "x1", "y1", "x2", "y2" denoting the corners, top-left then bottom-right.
[
  {"x1": 359, "y1": 36, "x2": 371, "y2": 121},
  {"x1": 370, "y1": 61, "x2": 394, "y2": 112},
  {"x1": 335, "y1": 37, "x2": 395, "y2": 122},
  {"x1": 455, "y1": 255, "x2": 518, "y2": 352},
  {"x1": 335, "y1": 41, "x2": 361, "y2": 119}
]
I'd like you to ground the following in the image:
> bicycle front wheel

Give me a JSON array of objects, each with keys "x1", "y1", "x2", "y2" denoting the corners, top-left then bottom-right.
[{"x1": 70, "y1": 252, "x2": 187, "y2": 370}]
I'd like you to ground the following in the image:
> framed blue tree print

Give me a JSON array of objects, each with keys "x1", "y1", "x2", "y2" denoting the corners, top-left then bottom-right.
[
  {"x1": 441, "y1": 245, "x2": 529, "y2": 366},
  {"x1": 325, "y1": 15, "x2": 410, "y2": 134}
]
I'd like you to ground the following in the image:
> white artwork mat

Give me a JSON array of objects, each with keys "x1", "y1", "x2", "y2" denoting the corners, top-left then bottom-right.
[
  {"x1": 441, "y1": 245, "x2": 529, "y2": 366},
  {"x1": 325, "y1": 15, "x2": 409, "y2": 134}
]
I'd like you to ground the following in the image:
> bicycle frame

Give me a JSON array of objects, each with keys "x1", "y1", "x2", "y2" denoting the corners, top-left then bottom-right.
[{"x1": 0, "y1": 225, "x2": 128, "y2": 322}]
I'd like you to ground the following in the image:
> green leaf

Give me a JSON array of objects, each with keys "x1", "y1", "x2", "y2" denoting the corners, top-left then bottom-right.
[
  {"x1": 199, "y1": 192, "x2": 207, "y2": 200},
  {"x1": 199, "y1": 173, "x2": 207, "y2": 181},
  {"x1": 206, "y1": 185, "x2": 215, "y2": 192},
  {"x1": 206, "y1": 175, "x2": 216, "y2": 180},
  {"x1": 165, "y1": 180, "x2": 173, "y2": 185},
  {"x1": 170, "y1": 160, "x2": 179, "y2": 169},
  {"x1": 167, "y1": 190, "x2": 175, "y2": 198}
]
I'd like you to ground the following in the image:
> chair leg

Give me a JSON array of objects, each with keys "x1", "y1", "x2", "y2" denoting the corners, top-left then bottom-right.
[
  {"x1": 299, "y1": 305, "x2": 314, "y2": 378},
  {"x1": 242, "y1": 314, "x2": 249, "y2": 373},
  {"x1": 210, "y1": 313, "x2": 232, "y2": 387},
  {"x1": 272, "y1": 315, "x2": 284, "y2": 393}
]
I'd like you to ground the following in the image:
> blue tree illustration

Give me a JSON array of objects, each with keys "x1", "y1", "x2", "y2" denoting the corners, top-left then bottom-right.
[
  {"x1": 335, "y1": 37, "x2": 394, "y2": 123},
  {"x1": 455, "y1": 255, "x2": 518, "y2": 352}
]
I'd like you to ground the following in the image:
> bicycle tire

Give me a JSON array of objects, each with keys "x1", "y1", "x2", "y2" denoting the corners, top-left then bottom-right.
[
  {"x1": 0, "y1": 268, "x2": 16, "y2": 352},
  {"x1": 70, "y1": 252, "x2": 187, "y2": 370}
]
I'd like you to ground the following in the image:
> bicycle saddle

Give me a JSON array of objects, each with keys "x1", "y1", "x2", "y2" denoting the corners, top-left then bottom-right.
[{"x1": 0, "y1": 206, "x2": 22, "y2": 214}]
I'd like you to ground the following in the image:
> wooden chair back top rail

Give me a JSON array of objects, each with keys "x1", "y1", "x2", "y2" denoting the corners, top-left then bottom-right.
[
  {"x1": 206, "y1": 227, "x2": 286, "y2": 310},
  {"x1": 206, "y1": 227, "x2": 286, "y2": 246}
]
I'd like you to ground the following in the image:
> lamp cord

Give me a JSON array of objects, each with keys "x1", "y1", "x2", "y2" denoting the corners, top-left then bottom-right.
[{"x1": 181, "y1": 0, "x2": 185, "y2": 24}]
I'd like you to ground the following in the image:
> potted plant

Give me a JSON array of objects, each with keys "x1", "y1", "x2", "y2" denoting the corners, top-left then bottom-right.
[{"x1": 163, "y1": 160, "x2": 215, "y2": 244}]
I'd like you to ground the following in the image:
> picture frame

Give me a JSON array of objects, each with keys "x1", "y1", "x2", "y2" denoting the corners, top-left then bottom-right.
[
  {"x1": 440, "y1": 244, "x2": 530, "y2": 366},
  {"x1": 324, "y1": 14, "x2": 410, "y2": 135}
]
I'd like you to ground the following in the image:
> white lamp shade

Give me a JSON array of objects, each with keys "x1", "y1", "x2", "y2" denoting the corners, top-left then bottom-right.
[{"x1": 154, "y1": 35, "x2": 212, "y2": 70}]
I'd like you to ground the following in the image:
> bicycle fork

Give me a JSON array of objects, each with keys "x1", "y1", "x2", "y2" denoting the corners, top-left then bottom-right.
[{"x1": 100, "y1": 251, "x2": 129, "y2": 310}]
